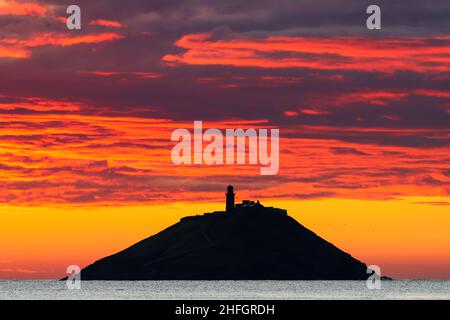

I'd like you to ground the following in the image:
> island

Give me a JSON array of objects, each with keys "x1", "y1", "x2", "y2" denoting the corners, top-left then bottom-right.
[{"x1": 77, "y1": 186, "x2": 369, "y2": 280}]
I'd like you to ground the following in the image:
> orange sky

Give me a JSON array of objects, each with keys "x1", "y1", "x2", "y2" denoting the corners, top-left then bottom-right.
[{"x1": 1, "y1": 197, "x2": 450, "y2": 280}]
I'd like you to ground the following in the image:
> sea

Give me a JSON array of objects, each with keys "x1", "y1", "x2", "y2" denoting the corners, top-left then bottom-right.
[{"x1": 0, "y1": 280, "x2": 449, "y2": 300}]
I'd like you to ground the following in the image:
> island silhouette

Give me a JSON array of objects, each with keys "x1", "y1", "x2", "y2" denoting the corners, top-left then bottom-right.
[{"x1": 77, "y1": 186, "x2": 370, "y2": 280}]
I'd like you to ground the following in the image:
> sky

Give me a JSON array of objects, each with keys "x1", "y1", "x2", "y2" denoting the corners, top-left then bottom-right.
[{"x1": 0, "y1": 0, "x2": 449, "y2": 279}]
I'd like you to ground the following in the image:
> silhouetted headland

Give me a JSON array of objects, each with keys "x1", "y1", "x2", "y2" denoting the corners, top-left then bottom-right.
[{"x1": 77, "y1": 186, "x2": 370, "y2": 280}]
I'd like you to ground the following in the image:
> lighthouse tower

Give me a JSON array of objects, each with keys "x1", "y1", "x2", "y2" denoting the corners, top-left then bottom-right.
[{"x1": 226, "y1": 185, "x2": 235, "y2": 213}]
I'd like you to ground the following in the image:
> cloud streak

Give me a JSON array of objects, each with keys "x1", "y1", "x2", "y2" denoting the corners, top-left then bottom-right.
[
  {"x1": 0, "y1": 1, "x2": 48, "y2": 16},
  {"x1": 1, "y1": 32, "x2": 123, "y2": 58},
  {"x1": 163, "y1": 33, "x2": 450, "y2": 73}
]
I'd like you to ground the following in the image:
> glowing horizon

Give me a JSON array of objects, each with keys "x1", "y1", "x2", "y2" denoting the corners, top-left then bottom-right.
[{"x1": 1, "y1": 196, "x2": 450, "y2": 280}]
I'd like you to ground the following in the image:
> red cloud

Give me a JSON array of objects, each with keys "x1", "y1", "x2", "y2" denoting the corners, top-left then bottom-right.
[
  {"x1": 299, "y1": 109, "x2": 330, "y2": 116},
  {"x1": 0, "y1": 44, "x2": 29, "y2": 58},
  {"x1": 90, "y1": 19, "x2": 123, "y2": 28},
  {"x1": 413, "y1": 89, "x2": 450, "y2": 98},
  {"x1": 0, "y1": 1, "x2": 48, "y2": 16},
  {"x1": 78, "y1": 71, "x2": 161, "y2": 79},
  {"x1": 283, "y1": 111, "x2": 299, "y2": 117},
  {"x1": 0, "y1": 109, "x2": 448, "y2": 206},
  {"x1": 14, "y1": 32, "x2": 124, "y2": 47},
  {"x1": 163, "y1": 33, "x2": 450, "y2": 73},
  {"x1": 337, "y1": 91, "x2": 409, "y2": 106},
  {"x1": 0, "y1": 32, "x2": 124, "y2": 58}
]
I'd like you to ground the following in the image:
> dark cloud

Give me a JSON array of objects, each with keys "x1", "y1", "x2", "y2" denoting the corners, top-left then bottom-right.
[
  {"x1": 330, "y1": 147, "x2": 370, "y2": 156},
  {"x1": 37, "y1": 0, "x2": 450, "y2": 35}
]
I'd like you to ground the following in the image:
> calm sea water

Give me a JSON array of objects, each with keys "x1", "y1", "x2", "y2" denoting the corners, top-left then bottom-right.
[{"x1": 0, "y1": 281, "x2": 449, "y2": 300}]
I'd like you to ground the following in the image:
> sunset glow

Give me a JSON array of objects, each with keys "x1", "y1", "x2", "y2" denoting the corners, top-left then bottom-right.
[{"x1": 0, "y1": 0, "x2": 448, "y2": 280}]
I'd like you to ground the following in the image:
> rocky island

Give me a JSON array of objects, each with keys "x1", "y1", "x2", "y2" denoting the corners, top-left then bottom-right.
[{"x1": 76, "y1": 186, "x2": 370, "y2": 280}]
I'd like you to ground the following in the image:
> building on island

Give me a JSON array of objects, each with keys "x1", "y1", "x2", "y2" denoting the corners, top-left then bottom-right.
[
  {"x1": 226, "y1": 185, "x2": 235, "y2": 212},
  {"x1": 225, "y1": 185, "x2": 287, "y2": 215}
]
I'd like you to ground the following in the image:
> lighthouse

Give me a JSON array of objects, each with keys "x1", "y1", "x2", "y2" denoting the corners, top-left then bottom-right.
[{"x1": 226, "y1": 185, "x2": 235, "y2": 212}]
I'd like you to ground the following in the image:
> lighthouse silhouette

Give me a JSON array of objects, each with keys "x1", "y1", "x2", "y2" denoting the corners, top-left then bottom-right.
[{"x1": 226, "y1": 185, "x2": 235, "y2": 212}]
